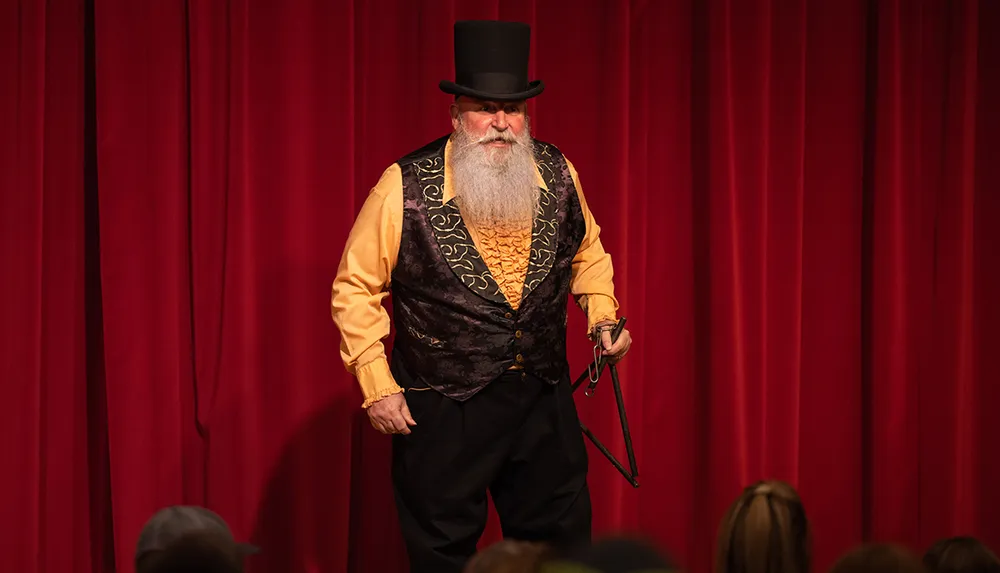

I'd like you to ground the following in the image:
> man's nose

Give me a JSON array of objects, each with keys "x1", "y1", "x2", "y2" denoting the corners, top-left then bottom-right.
[{"x1": 492, "y1": 111, "x2": 508, "y2": 130}]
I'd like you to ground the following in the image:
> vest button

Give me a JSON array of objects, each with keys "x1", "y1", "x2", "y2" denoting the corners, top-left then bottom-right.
[
  {"x1": 514, "y1": 330, "x2": 523, "y2": 339},
  {"x1": 515, "y1": 353, "x2": 524, "y2": 363},
  {"x1": 505, "y1": 312, "x2": 513, "y2": 319}
]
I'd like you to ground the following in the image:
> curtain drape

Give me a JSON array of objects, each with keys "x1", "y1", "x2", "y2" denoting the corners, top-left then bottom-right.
[
  {"x1": 0, "y1": 0, "x2": 96, "y2": 571},
  {"x1": 2, "y1": 1, "x2": 998, "y2": 572}
]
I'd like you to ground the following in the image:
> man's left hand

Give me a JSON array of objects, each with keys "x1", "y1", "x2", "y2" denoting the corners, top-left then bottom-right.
[{"x1": 600, "y1": 327, "x2": 632, "y2": 363}]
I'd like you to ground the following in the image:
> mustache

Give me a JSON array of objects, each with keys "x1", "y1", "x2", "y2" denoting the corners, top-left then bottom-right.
[{"x1": 474, "y1": 127, "x2": 519, "y2": 145}]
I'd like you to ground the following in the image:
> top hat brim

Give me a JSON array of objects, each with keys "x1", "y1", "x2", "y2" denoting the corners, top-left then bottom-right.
[{"x1": 439, "y1": 79, "x2": 544, "y2": 101}]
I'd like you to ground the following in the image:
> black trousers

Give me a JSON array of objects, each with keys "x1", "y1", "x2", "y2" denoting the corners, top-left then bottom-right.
[{"x1": 391, "y1": 368, "x2": 592, "y2": 573}]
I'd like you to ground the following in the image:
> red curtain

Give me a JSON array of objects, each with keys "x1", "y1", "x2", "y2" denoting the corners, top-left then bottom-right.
[
  {"x1": 2, "y1": 1, "x2": 999, "y2": 572},
  {"x1": 0, "y1": 0, "x2": 97, "y2": 571}
]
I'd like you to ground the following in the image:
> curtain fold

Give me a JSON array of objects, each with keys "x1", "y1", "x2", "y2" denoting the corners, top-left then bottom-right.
[
  {"x1": 0, "y1": 0, "x2": 91, "y2": 572},
  {"x1": 2, "y1": 1, "x2": 998, "y2": 572}
]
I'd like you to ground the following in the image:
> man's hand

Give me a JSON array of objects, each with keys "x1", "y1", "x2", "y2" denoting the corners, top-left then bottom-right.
[
  {"x1": 367, "y1": 392, "x2": 417, "y2": 435},
  {"x1": 599, "y1": 326, "x2": 632, "y2": 364}
]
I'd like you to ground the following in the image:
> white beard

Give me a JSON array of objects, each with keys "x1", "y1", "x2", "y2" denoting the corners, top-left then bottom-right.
[{"x1": 449, "y1": 116, "x2": 539, "y2": 229}]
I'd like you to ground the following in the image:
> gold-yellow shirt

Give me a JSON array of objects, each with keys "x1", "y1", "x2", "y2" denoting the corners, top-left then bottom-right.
[{"x1": 331, "y1": 140, "x2": 619, "y2": 408}]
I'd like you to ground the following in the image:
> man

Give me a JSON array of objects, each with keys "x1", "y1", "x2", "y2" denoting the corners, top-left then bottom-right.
[
  {"x1": 134, "y1": 506, "x2": 259, "y2": 573},
  {"x1": 331, "y1": 20, "x2": 632, "y2": 573}
]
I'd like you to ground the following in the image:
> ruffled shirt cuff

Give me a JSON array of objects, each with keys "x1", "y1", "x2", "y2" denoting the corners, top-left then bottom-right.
[{"x1": 356, "y1": 357, "x2": 403, "y2": 409}]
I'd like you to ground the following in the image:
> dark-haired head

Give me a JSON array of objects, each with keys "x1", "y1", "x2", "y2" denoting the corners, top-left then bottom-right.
[
  {"x1": 539, "y1": 535, "x2": 675, "y2": 573},
  {"x1": 924, "y1": 537, "x2": 1000, "y2": 573},
  {"x1": 715, "y1": 480, "x2": 811, "y2": 573},
  {"x1": 136, "y1": 531, "x2": 242, "y2": 573},
  {"x1": 464, "y1": 540, "x2": 551, "y2": 573},
  {"x1": 829, "y1": 543, "x2": 927, "y2": 573}
]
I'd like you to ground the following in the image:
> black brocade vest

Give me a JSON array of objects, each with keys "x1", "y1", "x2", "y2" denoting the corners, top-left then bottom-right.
[{"x1": 389, "y1": 135, "x2": 587, "y2": 401}]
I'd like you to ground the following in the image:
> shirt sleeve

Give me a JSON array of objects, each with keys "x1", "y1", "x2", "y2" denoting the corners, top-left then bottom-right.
[
  {"x1": 565, "y1": 158, "x2": 620, "y2": 334},
  {"x1": 330, "y1": 164, "x2": 405, "y2": 408}
]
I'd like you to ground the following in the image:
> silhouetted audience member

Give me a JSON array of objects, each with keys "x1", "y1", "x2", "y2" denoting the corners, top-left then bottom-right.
[
  {"x1": 924, "y1": 537, "x2": 1000, "y2": 573},
  {"x1": 140, "y1": 531, "x2": 242, "y2": 573},
  {"x1": 828, "y1": 544, "x2": 927, "y2": 573},
  {"x1": 464, "y1": 540, "x2": 552, "y2": 573},
  {"x1": 134, "y1": 506, "x2": 259, "y2": 573},
  {"x1": 715, "y1": 480, "x2": 811, "y2": 573},
  {"x1": 539, "y1": 536, "x2": 676, "y2": 573}
]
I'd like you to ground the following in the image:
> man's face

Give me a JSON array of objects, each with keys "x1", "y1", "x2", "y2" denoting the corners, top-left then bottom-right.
[
  {"x1": 450, "y1": 97, "x2": 528, "y2": 151},
  {"x1": 447, "y1": 96, "x2": 538, "y2": 227}
]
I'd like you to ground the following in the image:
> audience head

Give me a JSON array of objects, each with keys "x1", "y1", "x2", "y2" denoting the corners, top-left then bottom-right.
[
  {"x1": 829, "y1": 544, "x2": 927, "y2": 573},
  {"x1": 464, "y1": 539, "x2": 552, "y2": 573},
  {"x1": 137, "y1": 531, "x2": 242, "y2": 573},
  {"x1": 539, "y1": 535, "x2": 676, "y2": 573},
  {"x1": 924, "y1": 537, "x2": 1000, "y2": 573},
  {"x1": 134, "y1": 506, "x2": 258, "y2": 573},
  {"x1": 715, "y1": 480, "x2": 811, "y2": 573}
]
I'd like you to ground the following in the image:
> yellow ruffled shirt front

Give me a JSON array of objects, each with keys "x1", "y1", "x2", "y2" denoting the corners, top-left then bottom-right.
[{"x1": 465, "y1": 221, "x2": 532, "y2": 310}]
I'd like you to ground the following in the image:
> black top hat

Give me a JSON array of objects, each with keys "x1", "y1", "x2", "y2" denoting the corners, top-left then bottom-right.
[{"x1": 439, "y1": 20, "x2": 544, "y2": 101}]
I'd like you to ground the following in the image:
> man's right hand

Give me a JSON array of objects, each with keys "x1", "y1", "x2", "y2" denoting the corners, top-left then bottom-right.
[{"x1": 367, "y1": 392, "x2": 417, "y2": 435}]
